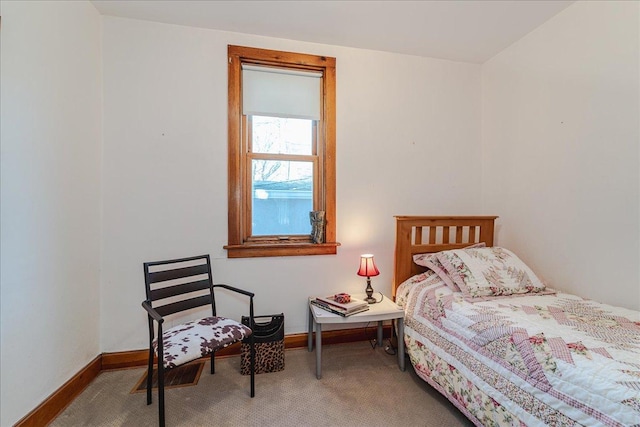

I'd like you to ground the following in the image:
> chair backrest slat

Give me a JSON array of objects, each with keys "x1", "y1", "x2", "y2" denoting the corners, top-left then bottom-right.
[
  {"x1": 143, "y1": 255, "x2": 213, "y2": 317},
  {"x1": 155, "y1": 295, "x2": 212, "y2": 318},
  {"x1": 149, "y1": 279, "x2": 211, "y2": 301},
  {"x1": 147, "y1": 264, "x2": 209, "y2": 284}
]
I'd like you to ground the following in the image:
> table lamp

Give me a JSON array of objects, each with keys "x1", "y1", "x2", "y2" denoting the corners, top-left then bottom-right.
[{"x1": 357, "y1": 254, "x2": 380, "y2": 304}]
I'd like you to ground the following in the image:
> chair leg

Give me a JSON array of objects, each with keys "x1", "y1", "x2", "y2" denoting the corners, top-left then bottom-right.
[
  {"x1": 158, "y1": 362, "x2": 164, "y2": 427},
  {"x1": 156, "y1": 335, "x2": 166, "y2": 427},
  {"x1": 146, "y1": 347, "x2": 154, "y2": 405},
  {"x1": 250, "y1": 334, "x2": 255, "y2": 397},
  {"x1": 211, "y1": 351, "x2": 215, "y2": 374}
]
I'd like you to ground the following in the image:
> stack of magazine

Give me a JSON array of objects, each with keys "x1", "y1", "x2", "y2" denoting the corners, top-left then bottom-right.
[{"x1": 311, "y1": 295, "x2": 369, "y2": 317}]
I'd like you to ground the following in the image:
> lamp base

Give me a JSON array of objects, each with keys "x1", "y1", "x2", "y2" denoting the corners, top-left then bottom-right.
[{"x1": 364, "y1": 277, "x2": 376, "y2": 304}]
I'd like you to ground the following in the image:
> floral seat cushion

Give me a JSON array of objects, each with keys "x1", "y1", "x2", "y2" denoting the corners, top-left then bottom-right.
[{"x1": 153, "y1": 316, "x2": 252, "y2": 368}]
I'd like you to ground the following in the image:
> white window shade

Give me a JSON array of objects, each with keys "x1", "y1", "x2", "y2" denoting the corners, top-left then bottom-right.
[{"x1": 242, "y1": 64, "x2": 322, "y2": 120}]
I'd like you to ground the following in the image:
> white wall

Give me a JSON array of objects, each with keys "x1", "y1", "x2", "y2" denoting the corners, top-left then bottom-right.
[
  {"x1": 3, "y1": 1, "x2": 638, "y2": 423},
  {"x1": 482, "y1": 1, "x2": 640, "y2": 310},
  {"x1": 0, "y1": 1, "x2": 103, "y2": 425},
  {"x1": 100, "y1": 17, "x2": 483, "y2": 352}
]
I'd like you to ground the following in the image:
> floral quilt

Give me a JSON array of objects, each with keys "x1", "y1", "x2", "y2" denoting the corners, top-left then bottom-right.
[{"x1": 397, "y1": 271, "x2": 640, "y2": 427}]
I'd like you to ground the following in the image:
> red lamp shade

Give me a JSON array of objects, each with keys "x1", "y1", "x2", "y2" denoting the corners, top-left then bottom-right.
[{"x1": 357, "y1": 254, "x2": 380, "y2": 277}]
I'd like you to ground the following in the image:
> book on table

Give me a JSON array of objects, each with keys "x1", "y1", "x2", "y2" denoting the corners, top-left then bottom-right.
[
  {"x1": 312, "y1": 295, "x2": 369, "y2": 316},
  {"x1": 311, "y1": 299, "x2": 370, "y2": 316}
]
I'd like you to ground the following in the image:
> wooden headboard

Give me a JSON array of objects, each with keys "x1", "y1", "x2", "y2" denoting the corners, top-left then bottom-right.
[{"x1": 392, "y1": 216, "x2": 498, "y2": 297}]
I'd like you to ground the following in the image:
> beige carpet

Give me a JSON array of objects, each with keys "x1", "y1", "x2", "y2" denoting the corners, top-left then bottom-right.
[{"x1": 51, "y1": 342, "x2": 474, "y2": 426}]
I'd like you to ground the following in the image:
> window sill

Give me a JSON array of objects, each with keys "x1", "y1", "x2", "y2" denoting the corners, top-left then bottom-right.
[{"x1": 224, "y1": 242, "x2": 340, "y2": 258}]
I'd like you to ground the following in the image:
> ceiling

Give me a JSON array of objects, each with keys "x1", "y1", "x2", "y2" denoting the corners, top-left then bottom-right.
[{"x1": 91, "y1": 0, "x2": 574, "y2": 64}]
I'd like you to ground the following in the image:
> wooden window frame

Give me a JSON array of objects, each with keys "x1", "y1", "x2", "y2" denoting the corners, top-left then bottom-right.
[{"x1": 225, "y1": 45, "x2": 338, "y2": 258}]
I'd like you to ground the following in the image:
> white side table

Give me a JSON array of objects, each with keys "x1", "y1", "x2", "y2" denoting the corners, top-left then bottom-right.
[{"x1": 307, "y1": 295, "x2": 405, "y2": 379}]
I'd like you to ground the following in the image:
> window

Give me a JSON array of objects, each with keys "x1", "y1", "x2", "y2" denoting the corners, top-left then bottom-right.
[{"x1": 225, "y1": 45, "x2": 338, "y2": 258}]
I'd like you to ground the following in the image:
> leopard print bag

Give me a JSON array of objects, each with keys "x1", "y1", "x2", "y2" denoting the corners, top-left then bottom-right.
[{"x1": 241, "y1": 314, "x2": 284, "y2": 375}]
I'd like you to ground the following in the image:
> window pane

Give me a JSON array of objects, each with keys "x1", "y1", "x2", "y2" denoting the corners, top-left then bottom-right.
[
  {"x1": 252, "y1": 116, "x2": 313, "y2": 155},
  {"x1": 252, "y1": 160, "x2": 313, "y2": 236}
]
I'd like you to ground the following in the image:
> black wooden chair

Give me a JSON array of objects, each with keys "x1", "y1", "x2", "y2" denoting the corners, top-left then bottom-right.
[{"x1": 142, "y1": 254, "x2": 255, "y2": 427}]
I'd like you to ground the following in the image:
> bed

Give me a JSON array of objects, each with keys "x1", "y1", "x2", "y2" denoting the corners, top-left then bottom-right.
[{"x1": 392, "y1": 216, "x2": 640, "y2": 427}]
